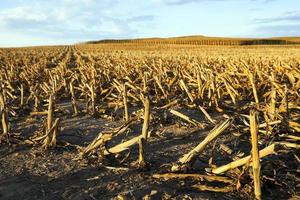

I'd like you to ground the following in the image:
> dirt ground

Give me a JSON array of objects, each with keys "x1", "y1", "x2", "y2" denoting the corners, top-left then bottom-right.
[{"x1": 0, "y1": 102, "x2": 299, "y2": 200}]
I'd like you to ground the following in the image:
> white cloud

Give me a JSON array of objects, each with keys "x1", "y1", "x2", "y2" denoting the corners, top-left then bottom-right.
[
  {"x1": 53, "y1": 8, "x2": 67, "y2": 21},
  {"x1": 0, "y1": 0, "x2": 155, "y2": 46},
  {"x1": 0, "y1": 6, "x2": 47, "y2": 22}
]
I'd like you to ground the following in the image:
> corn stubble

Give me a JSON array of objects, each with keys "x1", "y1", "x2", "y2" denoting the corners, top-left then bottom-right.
[{"x1": 0, "y1": 44, "x2": 299, "y2": 199}]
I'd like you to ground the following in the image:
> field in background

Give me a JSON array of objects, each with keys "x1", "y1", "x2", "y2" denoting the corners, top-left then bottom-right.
[
  {"x1": 86, "y1": 35, "x2": 300, "y2": 46},
  {"x1": 0, "y1": 43, "x2": 299, "y2": 199}
]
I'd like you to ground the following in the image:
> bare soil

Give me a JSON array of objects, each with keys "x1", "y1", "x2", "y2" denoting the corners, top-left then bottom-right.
[{"x1": 0, "y1": 103, "x2": 299, "y2": 200}]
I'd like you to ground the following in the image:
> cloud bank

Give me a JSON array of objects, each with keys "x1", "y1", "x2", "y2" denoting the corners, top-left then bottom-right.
[{"x1": 0, "y1": 0, "x2": 155, "y2": 46}]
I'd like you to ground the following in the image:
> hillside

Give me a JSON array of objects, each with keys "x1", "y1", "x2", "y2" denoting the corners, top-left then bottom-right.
[{"x1": 86, "y1": 35, "x2": 300, "y2": 46}]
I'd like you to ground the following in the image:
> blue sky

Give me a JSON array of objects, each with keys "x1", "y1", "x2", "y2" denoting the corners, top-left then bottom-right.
[{"x1": 0, "y1": 0, "x2": 299, "y2": 46}]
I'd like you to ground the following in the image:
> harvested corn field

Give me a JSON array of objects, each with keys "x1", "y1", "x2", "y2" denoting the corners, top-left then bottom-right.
[{"x1": 0, "y1": 44, "x2": 300, "y2": 200}]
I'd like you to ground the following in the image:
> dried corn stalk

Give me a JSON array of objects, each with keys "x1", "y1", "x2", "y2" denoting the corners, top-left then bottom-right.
[
  {"x1": 0, "y1": 90, "x2": 9, "y2": 141},
  {"x1": 172, "y1": 118, "x2": 233, "y2": 171},
  {"x1": 250, "y1": 109, "x2": 261, "y2": 200}
]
